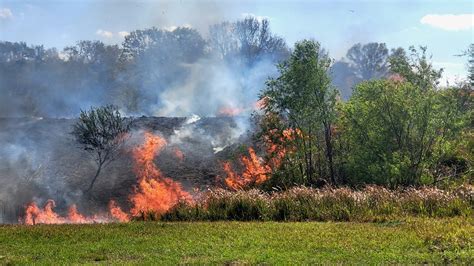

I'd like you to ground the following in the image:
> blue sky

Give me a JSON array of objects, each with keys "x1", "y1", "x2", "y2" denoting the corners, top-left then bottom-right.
[{"x1": 1, "y1": 0, "x2": 472, "y2": 84}]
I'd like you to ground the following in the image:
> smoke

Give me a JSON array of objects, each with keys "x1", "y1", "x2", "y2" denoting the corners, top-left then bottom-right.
[
  {"x1": 0, "y1": 115, "x2": 254, "y2": 223},
  {"x1": 156, "y1": 55, "x2": 277, "y2": 117},
  {"x1": 0, "y1": 12, "x2": 356, "y2": 223}
]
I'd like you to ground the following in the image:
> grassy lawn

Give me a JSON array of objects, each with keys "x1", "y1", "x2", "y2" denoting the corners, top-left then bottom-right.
[{"x1": 0, "y1": 218, "x2": 472, "y2": 264}]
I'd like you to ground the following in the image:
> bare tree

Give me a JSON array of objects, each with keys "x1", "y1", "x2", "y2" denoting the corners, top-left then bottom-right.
[
  {"x1": 72, "y1": 105, "x2": 130, "y2": 192},
  {"x1": 209, "y1": 16, "x2": 289, "y2": 66}
]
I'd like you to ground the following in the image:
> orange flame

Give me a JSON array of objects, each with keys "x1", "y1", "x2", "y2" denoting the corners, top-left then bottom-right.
[
  {"x1": 68, "y1": 204, "x2": 89, "y2": 223},
  {"x1": 217, "y1": 106, "x2": 245, "y2": 117},
  {"x1": 23, "y1": 200, "x2": 61, "y2": 225},
  {"x1": 129, "y1": 132, "x2": 192, "y2": 217},
  {"x1": 254, "y1": 97, "x2": 268, "y2": 110},
  {"x1": 108, "y1": 200, "x2": 130, "y2": 222},
  {"x1": 22, "y1": 200, "x2": 115, "y2": 225},
  {"x1": 264, "y1": 128, "x2": 300, "y2": 168},
  {"x1": 222, "y1": 128, "x2": 301, "y2": 190},
  {"x1": 223, "y1": 147, "x2": 271, "y2": 190},
  {"x1": 21, "y1": 132, "x2": 193, "y2": 224},
  {"x1": 173, "y1": 147, "x2": 184, "y2": 162}
]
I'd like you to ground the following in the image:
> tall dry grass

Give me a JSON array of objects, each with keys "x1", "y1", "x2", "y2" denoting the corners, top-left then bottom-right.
[{"x1": 160, "y1": 185, "x2": 473, "y2": 222}]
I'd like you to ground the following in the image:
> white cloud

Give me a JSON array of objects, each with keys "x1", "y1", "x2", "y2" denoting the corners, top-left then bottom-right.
[
  {"x1": 0, "y1": 8, "x2": 13, "y2": 21},
  {"x1": 420, "y1": 14, "x2": 473, "y2": 31},
  {"x1": 96, "y1": 29, "x2": 114, "y2": 38},
  {"x1": 241, "y1": 13, "x2": 270, "y2": 22},
  {"x1": 118, "y1": 31, "x2": 130, "y2": 38}
]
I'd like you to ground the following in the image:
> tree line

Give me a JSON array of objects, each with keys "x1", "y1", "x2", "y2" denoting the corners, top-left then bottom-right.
[
  {"x1": 2, "y1": 17, "x2": 472, "y2": 188},
  {"x1": 2, "y1": 17, "x2": 404, "y2": 117},
  {"x1": 257, "y1": 40, "x2": 472, "y2": 188}
]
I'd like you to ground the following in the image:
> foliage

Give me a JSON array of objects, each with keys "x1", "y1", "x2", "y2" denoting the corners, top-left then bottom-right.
[
  {"x1": 389, "y1": 46, "x2": 443, "y2": 89},
  {"x1": 346, "y1": 42, "x2": 389, "y2": 80},
  {"x1": 71, "y1": 105, "x2": 130, "y2": 191},
  {"x1": 468, "y1": 43, "x2": 474, "y2": 86},
  {"x1": 259, "y1": 39, "x2": 338, "y2": 187}
]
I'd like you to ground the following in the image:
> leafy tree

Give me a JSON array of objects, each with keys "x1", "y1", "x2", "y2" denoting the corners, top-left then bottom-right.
[
  {"x1": 346, "y1": 42, "x2": 389, "y2": 80},
  {"x1": 342, "y1": 47, "x2": 470, "y2": 187},
  {"x1": 72, "y1": 105, "x2": 130, "y2": 192},
  {"x1": 260, "y1": 40, "x2": 338, "y2": 186},
  {"x1": 468, "y1": 44, "x2": 474, "y2": 86},
  {"x1": 389, "y1": 46, "x2": 442, "y2": 90},
  {"x1": 343, "y1": 80, "x2": 439, "y2": 186},
  {"x1": 457, "y1": 43, "x2": 474, "y2": 86},
  {"x1": 430, "y1": 87, "x2": 473, "y2": 185}
]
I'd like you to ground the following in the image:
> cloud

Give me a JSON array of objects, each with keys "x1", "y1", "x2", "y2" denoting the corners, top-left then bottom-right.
[
  {"x1": 118, "y1": 31, "x2": 130, "y2": 38},
  {"x1": 96, "y1": 29, "x2": 114, "y2": 38},
  {"x1": 420, "y1": 14, "x2": 473, "y2": 31},
  {"x1": 0, "y1": 8, "x2": 13, "y2": 21},
  {"x1": 241, "y1": 13, "x2": 270, "y2": 22}
]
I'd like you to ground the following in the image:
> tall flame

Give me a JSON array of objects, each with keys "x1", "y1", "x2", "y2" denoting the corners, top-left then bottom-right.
[
  {"x1": 20, "y1": 132, "x2": 193, "y2": 224},
  {"x1": 222, "y1": 128, "x2": 300, "y2": 190},
  {"x1": 129, "y1": 132, "x2": 192, "y2": 217},
  {"x1": 223, "y1": 147, "x2": 271, "y2": 190}
]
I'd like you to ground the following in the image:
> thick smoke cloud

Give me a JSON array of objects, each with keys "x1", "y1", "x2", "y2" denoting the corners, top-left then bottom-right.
[{"x1": 0, "y1": 16, "x2": 287, "y2": 118}]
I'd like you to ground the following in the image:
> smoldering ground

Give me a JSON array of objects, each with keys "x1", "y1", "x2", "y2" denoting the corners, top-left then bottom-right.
[{"x1": 0, "y1": 115, "x2": 253, "y2": 223}]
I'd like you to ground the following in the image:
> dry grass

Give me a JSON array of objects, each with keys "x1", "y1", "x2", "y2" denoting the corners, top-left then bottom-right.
[{"x1": 162, "y1": 185, "x2": 473, "y2": 222}]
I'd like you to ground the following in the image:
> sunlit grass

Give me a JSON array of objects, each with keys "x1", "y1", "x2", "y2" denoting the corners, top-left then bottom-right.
[{"x1": 1, "y1": 218, "x2": 472, "y2": 264}]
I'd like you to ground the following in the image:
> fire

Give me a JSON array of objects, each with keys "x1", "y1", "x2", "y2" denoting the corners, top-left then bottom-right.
[
  {"x1": 108, "y1": 200, "x2": 130, "y2": 222},
  {"x1": 22, "y1": 200, "x2": 113, "y2": 225},
  {"x1": 217, "y1": 106, "x2": 245, "y2": 117},
  {"x1": 264, "y1": 128, "x2": 300, "y2": 169},
  {"x1": 68, "y1": 204, "x2": 89, "y2": 223},
  {"x1": 173, "y1": 147, "x2": 184, "y2": 162},
  {"x1": 129, "y1": 132, "x2": 192, "y2": 217},
  {"x1": 20, "y1": 131, "x2": 193, "y2": 224},
  {"x1": 23, "y1": 200, "x2": 60, "y2": 225},
  {"x1": 223, "y1": 147, "x2": 271, "y2": 190},
  {"x1": 218, "y1": 98, "x2": 268, "y2": 117},
  {"x1": 254, "y1": 97, "x2": 268, "y2": 110},
  {"x1": 222, "y1": 128, "x2": 301, "y2": 190}
]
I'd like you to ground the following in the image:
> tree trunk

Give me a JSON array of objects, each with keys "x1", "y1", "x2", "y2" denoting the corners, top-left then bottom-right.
[
  {"x1": 324, "y1": 122, "x2": 336, "y2": 186},
  {"x1": 86, "y1": 163, "x2": 102, "y2": 192}
]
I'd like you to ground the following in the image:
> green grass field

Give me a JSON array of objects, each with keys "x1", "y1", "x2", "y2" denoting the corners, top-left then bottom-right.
[{"x1": 0, "y1": 218, "x2": 472, "y2": 264}]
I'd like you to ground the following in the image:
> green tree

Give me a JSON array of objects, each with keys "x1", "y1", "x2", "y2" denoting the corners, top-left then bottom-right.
[
  {"x1": 72, "y1": 105, "x2": 131, "y2": 192},
  {"x1": 259, "y1": 39, "x2": 338, "y2": 186},
  {"x1": 343, "y1": 80, "x2": 439, "y2": 186},
  {"x1": 458, "y1": 43, "x2": 474, "y2": 86},
  {"x1": 343, "y1": 46, "x2": 471, "y2": 187},
  {"x1": 389, "y1": 46, "x2": 442, "y2": 90},
  {"x1": 346, "y1": 42, "x2": 389, "y2": 80},
  {"x1": 468, "y1": 44, "x2": 474, "y2": 86}
]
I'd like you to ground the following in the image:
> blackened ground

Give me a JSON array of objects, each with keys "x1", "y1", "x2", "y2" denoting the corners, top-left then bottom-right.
[{"x1": 0, "y1": 116, "x2": 254, "y2": 223}]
